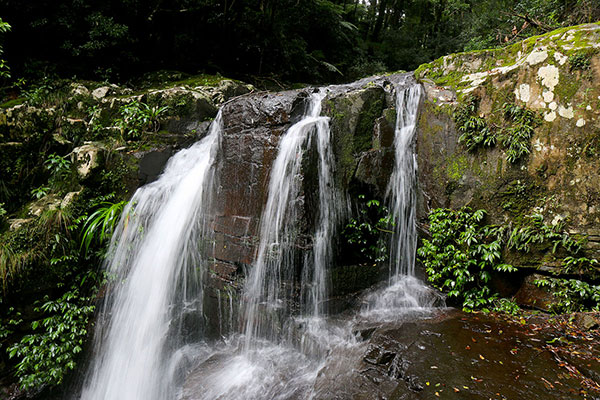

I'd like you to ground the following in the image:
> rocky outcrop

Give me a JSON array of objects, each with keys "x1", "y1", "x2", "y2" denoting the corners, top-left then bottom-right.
[
  {"x1": 312, "y1": 309, "x2": 600, "y2": 399},
  {"x1": 416, "y1": 23, "x2": 600, "y2": 281},
  {"x1": 202, "y1": 75, "x2": 415, "y2": 328}
]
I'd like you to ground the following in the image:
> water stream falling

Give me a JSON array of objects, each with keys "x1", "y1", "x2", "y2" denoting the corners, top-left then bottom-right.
[
  {"x1": 79, "y1": 113, "x2": 222, "y2": 400},
  {"x1": 243, "y1": 89, "x2": 341, "y2": 348},
  {"x1": 360, "y1": 83, "x2": 441, "y2": 319}
]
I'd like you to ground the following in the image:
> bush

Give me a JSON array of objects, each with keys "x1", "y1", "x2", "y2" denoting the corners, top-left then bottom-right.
[
  {"x1": 342, "y1": 195, "x2": 394, "y2": 264},
  {"x1": 418, "y1": 207, "x2": 516, "y2": 311},
  {"x1": 8, "y1": 288, "x2": 95, "y2": 390},
  {"x1": 116, "y1": 100, "x2": 168, "y2": 140}
]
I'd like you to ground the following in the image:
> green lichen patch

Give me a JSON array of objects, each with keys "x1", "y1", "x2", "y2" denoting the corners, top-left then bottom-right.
[{"x1": 416, "y1": 23, "x2": 600, "y2": 96}]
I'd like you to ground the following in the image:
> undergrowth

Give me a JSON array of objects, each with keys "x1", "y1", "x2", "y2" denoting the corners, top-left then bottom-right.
[
  {"x1": 419, "y1": 207, "x2": 599, "y2": 313},
  {"x1": 454, "y1": 96, "x2": 540, "y2": 163}
]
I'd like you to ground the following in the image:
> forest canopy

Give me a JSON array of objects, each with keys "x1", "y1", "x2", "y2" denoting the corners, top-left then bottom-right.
[{"x1": 1, "y1": 0, "x2": 599, "y2": 84}]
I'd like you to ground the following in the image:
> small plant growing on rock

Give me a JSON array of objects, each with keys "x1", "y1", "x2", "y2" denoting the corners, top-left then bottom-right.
[
  {"x1": 499, "y1": 102, "x2": 541, "y2": 163},
  {"x1": 454, "y1": 97, "x2": 540, "y2": 164},
  {"x1": 568, "y1": 51, "x2": 592, "y2": 71},
  {"x1": 80, "y1": 199, "x2": 128, "y2": 254},
  {"x1": 30, "y1": 185, "x2": 50, "y2": 199},
  {"x1": 45, "y1": 153, "x2": 72, "y2": 180},
  {"x1": 343, "y1": 195, "x2": 394, "y2": 264},
  {"x1": 116, "y1": 100, "x2": 169, "y2": 140},
  {"x1": 534, "y1": 277, "x2": 600, "y2": 313},
  {"x1": 454, "y1": 96, "x2": 495, "y2": 151}
]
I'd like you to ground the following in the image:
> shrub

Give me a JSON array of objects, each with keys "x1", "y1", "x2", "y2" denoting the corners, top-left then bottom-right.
[
  {"x1": 343, "y1": 195, "x2": 394, "y2": 264},
  {"x1": 454, "y1": 96, "x2": 495, "y2": 151},
  {"x1": 418, "y1": 207, "x2": 516, "y2": 311},
  {"x1": 8, "y1": 288, "x2": 95, "y2": 390},
  {"x1": 499, "y1": 102, "x2": 541, "y2": 163},
  {"x1": 116, "y1": 100, "x2": 168, "y2": 140},
  {"x1": 80, "y1": 199, "x2": 127, "y2": 254}
]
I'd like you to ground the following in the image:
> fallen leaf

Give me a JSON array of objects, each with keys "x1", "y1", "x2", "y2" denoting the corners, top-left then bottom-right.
[
  {"x1": 465, "y1": 345, "x2": 471, "y2": 350},
  {"x1": 453, "y1": 387, "x2": 460, "y2": 392},
  {"x1": 541, "y1": 377, "x2": 555, "y2": 389},
  {"x1": 435, "y1": 392, "x2": 440, "y2": 397},
  {"x1": 479, "y1": 354, "x2": 485, "y2": 360}
]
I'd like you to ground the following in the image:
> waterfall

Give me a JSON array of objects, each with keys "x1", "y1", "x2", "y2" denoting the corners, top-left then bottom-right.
[
  {"x1": 243, "y1": 88, "x2": 341, "y2": 348},
  {"x1": 387, "y1": 84, "x2": 422, "y2": 279},
  {"x1": 79, "y1": 113, "x2": 222, "y2": 400},
  {"x1": 360, "y1": 82, "x2": 441, "y2": 319},
  {"x1": 79, "y1": 76, "x2": 441, "y2": 400}
]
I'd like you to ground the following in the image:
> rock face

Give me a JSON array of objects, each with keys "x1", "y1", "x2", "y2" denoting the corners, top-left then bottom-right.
[
  {"x1": 200, "y1": 75, "x2": 416, "y2": 333},
  {"x1": 416, "y1": 23, "x2": 600, "y2": 278}
]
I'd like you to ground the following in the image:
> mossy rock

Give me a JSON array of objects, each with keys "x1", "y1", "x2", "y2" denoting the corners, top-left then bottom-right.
[{"x1": 323, "y1": 86, "x2": 387, "y2": 188}]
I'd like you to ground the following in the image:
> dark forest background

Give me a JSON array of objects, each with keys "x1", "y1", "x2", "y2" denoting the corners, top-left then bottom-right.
[{"x1": 1, "y1": 0, "x2": 599, "y2": 86}]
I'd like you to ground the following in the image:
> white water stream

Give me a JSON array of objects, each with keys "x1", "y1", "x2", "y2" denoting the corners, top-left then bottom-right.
[
  {"x1": 80, "y1": 113, "x2": 222, "y2": 400},
  {"x1": 360, "y1": 83, "x2": 441, "y2": 319},
  {"x1": 243, "y1": 89, "x2": 342, "y2": 349}
]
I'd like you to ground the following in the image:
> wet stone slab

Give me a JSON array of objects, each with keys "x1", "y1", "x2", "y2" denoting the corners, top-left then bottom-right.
[{"x1": 313, "y1": 309, "x2": 600, "y2": 400}]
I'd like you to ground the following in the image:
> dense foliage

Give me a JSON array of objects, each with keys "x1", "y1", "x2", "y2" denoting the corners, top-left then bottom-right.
[
  {"x1": 0, "y1": 195, "x2": 126, "y2": 392},
  {"x1": 343, "y1": 195, "x2": 394, "y2": 263},
  {"x1": 418, "y1": 208, "x2": 517, "y2": 311},
  {"x1": 1, "y1": 0, "x2": 599, "y2": 85},
  {"x1": 419, "y1": 207, "x2": 600, "y2": 312},
  {"x1": 455, "y1": 96, "x2": 541, "y2": 163}
]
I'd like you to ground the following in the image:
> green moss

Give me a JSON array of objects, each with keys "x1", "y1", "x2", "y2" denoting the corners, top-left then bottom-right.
[
  {"x1": 354, "y1": 94, "x2": 384, "y2": 153},
  {"x1": 171, "y1": 74, "x2": 238, "y2": 89},
  {"x1": 416, "y1": 23, "x2": 600, "y2": 95},
  {"x1": 554, "y1": 72, "x2": 581, "y2": 102},
  {"x1": 0, "y1": 98, "x2": 26, "y2": 108},
  {"x1": 447, "y1": 155, "x2": 469, "y2": 181}
]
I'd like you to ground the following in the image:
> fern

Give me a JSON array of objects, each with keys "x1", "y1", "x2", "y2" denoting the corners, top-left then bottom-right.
[{"x1": 80, "y1": 201, "x2": 127, "y2": 254}]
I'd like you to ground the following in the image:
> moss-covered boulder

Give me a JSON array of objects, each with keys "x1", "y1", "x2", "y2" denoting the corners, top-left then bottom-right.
[{"x1": 416, "y1": 23, "x2": 600, "y2": 269}]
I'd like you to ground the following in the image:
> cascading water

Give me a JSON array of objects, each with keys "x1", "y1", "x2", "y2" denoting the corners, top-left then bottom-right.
[
  {"x1": 180, "y1": 89, "x2": 345, "y2": 400},
  {"x1": 387, "y1": 84, "x2": 422, "y2": 279},
  {"x1": 79, "y1": 113, "x2": 222, "y2": 400},
  {"x1": 80, "y1": 76, "x2": 441, "y2": 400},
  {"x1": 243, "y1": 89, "x2": 341, "y2": 348},
  {"x1": 361, "y1": 82, "x2": 442, "y2": 318}
]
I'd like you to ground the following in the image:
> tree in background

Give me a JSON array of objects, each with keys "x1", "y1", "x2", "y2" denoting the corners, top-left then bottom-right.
[
  {"x1": 0, "y1": 0, "x2": 598, "y2": 85},
  {"x1": 0, "y1": 18, "x2": 10, "y2": 80}
]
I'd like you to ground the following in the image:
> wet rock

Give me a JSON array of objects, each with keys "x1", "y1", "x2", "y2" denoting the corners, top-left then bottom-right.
[
  {"x1": 137, "y1": 148, "x2": 174, "y2": 185},
  {"x1": 312, "y1": 309, "x2": 597, "y2": 399},
  {"x1": 514, "y1": 273, "x2": 560, "y2": 311},
  {"x1": 354, "y1": 327, "x2": 377, "y2": 341},
  {"x1": 416, "y1": 24, "x2": 600, "y2": 272},
  {"x1": 573, "y1": 312, "x2": 600, "y2": 331}
]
